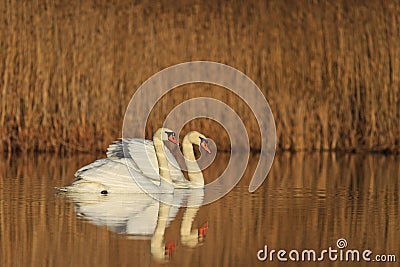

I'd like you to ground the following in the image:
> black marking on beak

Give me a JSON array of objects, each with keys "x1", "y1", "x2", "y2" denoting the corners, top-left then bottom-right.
[
  {"x1": 200, "y1": 137, "x2": 211, "y2": 153},
  {"x1": 199, "y1": 136, "x2": 208, "y2": 144},
  {"x1": 166, "y1": 131, "x2": 178, "y2": 144}
]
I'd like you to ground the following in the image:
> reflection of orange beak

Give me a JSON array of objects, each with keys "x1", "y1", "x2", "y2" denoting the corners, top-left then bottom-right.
[
  {"x1": 165, "y1": 240, "x2": 176, "y2": 258},
  {"x1": 168, "y1": 135, "x2": 179, "y2": 145},
  {"x1": 201, "y1": 141, "x2": 211, "y2": 154},
  {"x1": 198, "y1": 221, "x2": 209, "y2": 242}
]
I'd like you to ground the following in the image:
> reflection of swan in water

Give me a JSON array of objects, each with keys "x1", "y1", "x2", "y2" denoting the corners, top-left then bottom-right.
[{"x1": 66, "y1": 190, "x2": 207, "y2": 262}]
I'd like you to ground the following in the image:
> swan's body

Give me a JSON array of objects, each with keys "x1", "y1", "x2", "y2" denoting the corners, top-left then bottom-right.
[
  {"x1": 112, "y1": 130, "x2": 210, "y2": 188},
  {"x1": 58, "y1": 130, "x2": 211, "y2": 193},
  {"x1": 59, "y1": 128, "x2": 178, "y2": 193},
  {"x1": 106, "y1": 138, "x2": 187, "y2": 184},
  {"x1": 66, "y1": 157, "x2": 173, "y2": 193}
]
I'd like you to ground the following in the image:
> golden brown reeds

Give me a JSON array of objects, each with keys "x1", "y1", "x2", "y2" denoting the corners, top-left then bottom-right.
[{"x1": 0, "y1": 0, "x2": 399, "y2": 154}]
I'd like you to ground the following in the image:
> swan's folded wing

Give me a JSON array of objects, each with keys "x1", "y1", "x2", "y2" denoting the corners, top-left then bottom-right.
[
  {"x1": 164, "y1": 148, "x2": 186, "y2": 183},
  {"x1": 106, "y1": 140, "x2": 126, "y2": 159},
  {"x1": 75, "y1": 158, "x2": 109, "y2": 177},
  {"x1": 125, "y1": 139, "x2": 160, "y2": 182},
  {"x1": 126, "y1": 139, "x2": 186, "y2": 183},
  {"x1": 73, "y1": 158, "x2": 165, "y2": 192},
  {"x1": 106, "y1": 140, "x2": 141, "y2": 170}
]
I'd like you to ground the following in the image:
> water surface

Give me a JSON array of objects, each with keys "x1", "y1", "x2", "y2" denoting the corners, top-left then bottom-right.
[{"x1": 0, "y1": 152, "x2": 399, "y2": 266}]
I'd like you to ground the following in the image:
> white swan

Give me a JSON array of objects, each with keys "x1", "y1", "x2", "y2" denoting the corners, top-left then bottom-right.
[
  {"x1": 180, "y1": 131, "x2": 211, "y2": 187},
  {"x1": 58, "y1": 128, "x2": 179, "y2": 194},
  {"x1": 106, "y1": 131, "x2": 211, "y2": 189},
  {"x1": 106, "y1": 133, "x2": 186, "y2": 185}
]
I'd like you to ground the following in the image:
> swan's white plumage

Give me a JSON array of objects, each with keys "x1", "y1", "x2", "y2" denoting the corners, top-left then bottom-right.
[
  {"x1": 106, "y1": 139, "x2": 187, "y2": 183},
  {"x1": 60, "y1": 130, "x2": 209, "y2": 193},
  {"x1": 67, "y1": 157, "x2": 173, "y2": 193}
]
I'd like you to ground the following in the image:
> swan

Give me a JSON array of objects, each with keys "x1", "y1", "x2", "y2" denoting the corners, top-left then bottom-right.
[
  {"x1": 58, "y1": 128, "x2": 179, "y2": 194},
  {"x1": 107, "y1": 131, "x2": 211, "y2": 189},
  {"x1": 180, "y1": 130, "x2": 211, "y2": 188}
]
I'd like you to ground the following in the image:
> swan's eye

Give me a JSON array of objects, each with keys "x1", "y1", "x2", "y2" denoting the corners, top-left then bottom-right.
[
  {"x1": 165, "y1": 131, "x2": 174, "y2": 136},
  {"x1": 199, "y1": 136, "x2": 208, "y2": 144}
]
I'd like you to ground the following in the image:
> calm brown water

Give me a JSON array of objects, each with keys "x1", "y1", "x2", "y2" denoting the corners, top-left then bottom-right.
[{"x1": 0, "y1": 152, "x2": 399, "y2": 267}]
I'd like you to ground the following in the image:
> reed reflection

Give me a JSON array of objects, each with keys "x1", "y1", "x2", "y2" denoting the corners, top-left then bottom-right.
[{"x1": 0, "y1": 153, "x2": 399, "y2": 267}]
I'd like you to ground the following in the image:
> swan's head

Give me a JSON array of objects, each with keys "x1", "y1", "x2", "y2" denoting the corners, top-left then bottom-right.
[
  {"x1": 153, "y1": 128, "x2": 179, "y2": 145},
  {"x1": 199, "y1": 136, "x2": 211, "y2": 154},
  {"x1": 185, "y1": 131, "x2": 211, "y2": 154}
]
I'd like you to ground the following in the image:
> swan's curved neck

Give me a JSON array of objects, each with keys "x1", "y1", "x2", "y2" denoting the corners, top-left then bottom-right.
[
  {"x1": 153, "y1": 138, "x2": 172, "y2": 184},
  {"x1": 182, "y1": 136, "x2": 204, "y2": 186}
]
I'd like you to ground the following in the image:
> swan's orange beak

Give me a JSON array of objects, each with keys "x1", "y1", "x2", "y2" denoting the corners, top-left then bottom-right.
[
  {"x1": 200, "y1": 140, "x2": 211, "y2": 154},
  {"x1": 168, "y1": 135, "x2": 179, "y2": 145}
]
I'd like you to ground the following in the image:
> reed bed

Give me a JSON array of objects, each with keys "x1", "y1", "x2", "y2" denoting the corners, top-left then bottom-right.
[{"x1": 0, "y1": 0, "x2": 399, "y2": 154}]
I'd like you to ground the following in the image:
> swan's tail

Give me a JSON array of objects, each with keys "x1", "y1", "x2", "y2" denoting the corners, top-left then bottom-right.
[
  {"x1": 54, "y1": 186, "x2": 69, "y2": 192},
  {"x1": 54, "y1": 181, "x2": 109, "y2": 193}
]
